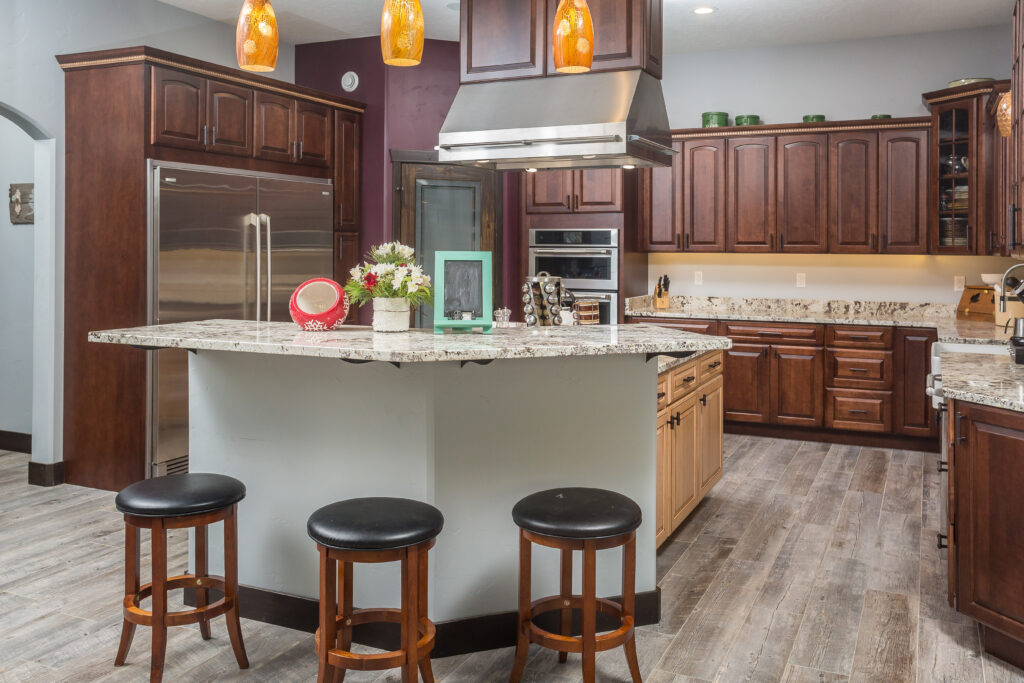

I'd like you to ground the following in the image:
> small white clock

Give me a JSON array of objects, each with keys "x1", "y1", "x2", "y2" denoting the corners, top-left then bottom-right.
[{"x1": 340, "y1": 71, "x2": 359, "y2": 93}]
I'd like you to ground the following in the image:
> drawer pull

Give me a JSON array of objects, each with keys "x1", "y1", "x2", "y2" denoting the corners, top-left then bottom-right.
[
  {"x1": 707, "y1": 361, "x2": 722, "y2": 369},
  {"x1": 937, "y1": 460, "x2": 949, "y2": 473},
  {"x1": 758, "y1": 331, "x2": 783, "y2": 336},
  {"x1": 657, "y1": 392, "x2": 666, "y2": 400},
  {"x1": 849, "y1": 368, "x2": 869, "y2": 373},
  {"x1": 848, "y1": 335, "x2": 869, "y2": 340},
  {"x1": 936, "y1": 532, "x2": 949, "y2": 550},
  {"x1": 683, "y1": 375, "x2": 696, "y2": 383},
  {"x1": 848, "y1": 409, "x2": 869, "y2": 415}
]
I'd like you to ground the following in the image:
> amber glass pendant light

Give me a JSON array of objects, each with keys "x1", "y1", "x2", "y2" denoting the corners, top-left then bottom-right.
[
  {"x1": 552, "y1": 0, "x2": 594, "y2": 74},
  {"x1": 381, "y1": 0, "x2": 425, "y2": 67},
  {"x1": 997, "y1": 91, "x2": 1012, "y2": 138},
  {"x1": 236, "y1": 0, "x2": 279, "y2": 72}
]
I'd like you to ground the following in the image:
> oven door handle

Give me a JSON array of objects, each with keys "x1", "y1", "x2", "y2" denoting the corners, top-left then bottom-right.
[
  {"x1": 577, "y1": 293, "x2": 613, "y2": 302},
  {"x1": 531, "y1": 248, "x2": 614, "y2": 256}
]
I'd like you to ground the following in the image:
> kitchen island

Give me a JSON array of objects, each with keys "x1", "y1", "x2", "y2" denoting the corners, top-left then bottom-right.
[{"x1": 89, "y1": 320, "x2": 730, "y2": 653}]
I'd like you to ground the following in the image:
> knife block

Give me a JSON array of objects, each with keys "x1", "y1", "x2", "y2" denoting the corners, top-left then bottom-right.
[{"x1": 653, "y1": 292, "x2": 670, "y2": 309}]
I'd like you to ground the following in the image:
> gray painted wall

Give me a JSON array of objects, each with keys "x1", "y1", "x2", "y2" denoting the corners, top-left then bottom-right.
[
  {"x1": 0, "y1": 117, "x2": 35, "y2": 434},
  {"x1": 0, "y1": 0, "x2": 294, "y2": 448},
  {"x1": 663, "y1": 24, "x2": 1010, "y2": 128},
  {"x1": 652, "y1": 24, "x2": 1016, "y2": 304}
]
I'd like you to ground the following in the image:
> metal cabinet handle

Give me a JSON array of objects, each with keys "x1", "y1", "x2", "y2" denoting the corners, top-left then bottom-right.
[
  {"x1": 848, "y1": 409, "x2": 869, "y2": 415},
  {"x1": 565, "y1": 194, "x2": 571, "y2": 209},
  {"x1": 936, "y1": 532, "x2": 949, "y2": 550},
  {"x1": 849, "y1": 335, "x2": 869, "y2": 340},
  {"x1": 676, "y1": 233, "x2": 682, "y2": 249},
  {"x1": 672, "y1": 412, "x2": 681, "y2": 426},
  {"x1": 574, "y1": 195, "x2": 579, "y2": 211},
  {"x1": 657, "y1": 391, "x2": 666, "y2": 399},
  {"x1": 937, "y1": 460, "x2": 949, "y2": 473},
  {"x1": 759, "y1": 331, "x2": 783, "y2": 336},
  {"x1": 871, "y1": 233, "x2": 877, "y2": 250},
  {"x1": 708, "y1": 361, "x2": 722, "y2": 369},
  {"x1": 954, "y1": 412, "x2": 966, "y2": 444},
  {"x1": 259, "y1": 213, "x2": 272, "y2": 322},
  {"x1": 683, "y1": 375, "x2": 696, "y2": 383},
  {"x1": 849, "y1": 368, "x2": 869, "y2": 373},
  {"x1": 299, "y1": 140, "x2": 304, "y2": 158},
  {"x1": 881, "y1": 233, "x2": 888, "y2": 251},
  {"x1": 248, "y1": 212, "x2": 262, "y2": 321},
  {"x1": 202, "y1": 125, "x2": 208, "y2": 146},
  {"x1": 699, "y1": 395, "x2": 707, "y2": 406}
]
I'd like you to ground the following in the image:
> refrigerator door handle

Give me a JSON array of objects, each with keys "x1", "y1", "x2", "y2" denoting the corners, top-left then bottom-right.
[
  {"x1": 251, "y1": 212, "x2": 262, "y2": 322},
  {"x1": 260, "y1": 212, "x2": 272, "y2": 322}
]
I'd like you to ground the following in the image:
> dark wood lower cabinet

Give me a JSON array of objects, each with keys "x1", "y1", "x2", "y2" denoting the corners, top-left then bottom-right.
[
  {"x1": 894, "y1": 327, "x2": 938, "y2": 437},
  {"x1": 771, "y1": 345, "x2": 825, "y2": 427},
  {"x1": 950, "y1": 400, "x2": 1024, "y2": 667},
  {"x1": 723, "y1": 344, "x2": 771, "y2": 423}
]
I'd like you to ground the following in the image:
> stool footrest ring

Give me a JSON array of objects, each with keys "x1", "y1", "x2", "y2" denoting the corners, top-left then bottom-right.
[
  {"x1": 123, "y1": 574, "x2": 232, "y2": 627},
  {"x1": 525, "y1": 595, "x2": 635, "y2": 654},
  {"x1": 314, "y1": 608, "x2": 436, "y2": 672}
]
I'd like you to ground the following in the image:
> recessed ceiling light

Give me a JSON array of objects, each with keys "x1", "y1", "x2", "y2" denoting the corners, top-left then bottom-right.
[
  {"x1": 693, "y1": 6, "x2": 716, "y2": 14},
  {"x1": 622, "y1": 164, "x2": 636, "y2": 170},
  {"x1": 525, "y1": 168, "x2": 538, "y2": 173}
]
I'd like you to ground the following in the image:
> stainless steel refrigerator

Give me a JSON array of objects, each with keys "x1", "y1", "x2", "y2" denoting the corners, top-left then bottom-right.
[{"x1": 147, "y1": 161, "x2": 334, "y2": 476}]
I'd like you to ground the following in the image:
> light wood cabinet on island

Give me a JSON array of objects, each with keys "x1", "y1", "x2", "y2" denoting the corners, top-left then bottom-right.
[{"x1": 655, "y1": 351, "x2": 724, "y2": 546}]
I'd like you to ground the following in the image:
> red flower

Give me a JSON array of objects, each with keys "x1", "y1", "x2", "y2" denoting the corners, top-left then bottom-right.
[{"x1": 363, "y1": 272, "x2": 378, "y2": 289}]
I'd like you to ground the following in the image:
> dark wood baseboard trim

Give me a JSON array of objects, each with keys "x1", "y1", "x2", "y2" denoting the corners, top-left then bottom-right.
[
  {"x1": 27, "y1": 460, "x2": 65, "y2": 487},
  {"x1": 982, "y1": 625, "x2": 1024, "y2": 672},
  {"x1": 187, "y1": 585, "x2": 660, "y2": 657},
  {"x1": 725, "y1": 422, "x2": 940, "y2": 453},
  {"x1": 0, "y1": 430, "x2": 31, "y2": 454}
]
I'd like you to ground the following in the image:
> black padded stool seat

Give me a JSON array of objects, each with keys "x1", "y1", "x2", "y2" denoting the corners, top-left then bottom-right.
[
  {"x1": 512, "y1": 487, "x2": 642, "y2": 540},
  {"x1": 307, "y1": 497, "x2": 444, "y2": 550},
  {"x1": 115, "y1": 473, "x2": 246, "y2": 518}
]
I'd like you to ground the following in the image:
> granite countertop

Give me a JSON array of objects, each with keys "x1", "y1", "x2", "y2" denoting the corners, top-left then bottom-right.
[
  {"x1": 89, "y1": 319, "x2": 732, "y2": 364},
  {"x1": 940, "y1": 350, "x2": 1024, "y2": 412},
  {"x1": 627, "y1": 295, "x2": 1012, "y2": 345}
]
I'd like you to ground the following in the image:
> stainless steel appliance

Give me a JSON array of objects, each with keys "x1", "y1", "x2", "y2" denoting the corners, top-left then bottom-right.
[
  {"x1": 147, "y1": 161, "x2": 334, "y2": 476},
  {"x1": 528, "y1": 229, "x2": 619, "y2": 292}
]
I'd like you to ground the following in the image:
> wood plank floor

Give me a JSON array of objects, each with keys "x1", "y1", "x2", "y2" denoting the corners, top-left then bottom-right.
[{"x1": 1, "y1": 435, "x2": 1022, "y2": 682}]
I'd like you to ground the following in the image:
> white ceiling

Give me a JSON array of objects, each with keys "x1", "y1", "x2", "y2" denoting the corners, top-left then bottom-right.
[{"x1": 159, "y1": 0, "x2": 1014, "y2": 53}]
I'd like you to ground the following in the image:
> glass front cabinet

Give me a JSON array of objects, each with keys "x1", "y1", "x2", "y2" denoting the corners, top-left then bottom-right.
[{"x1": 925, "y1": 81, "x2": 1009, "y2": 255}]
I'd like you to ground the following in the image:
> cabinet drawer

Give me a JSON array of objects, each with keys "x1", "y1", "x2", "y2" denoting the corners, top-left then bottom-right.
[
  {"x1": 657, "y1": 373, "x2": 670, "y2": 412},
  {"x1": 825, "y1": 388, "x2": 892, "y2": 432},
  {"x1": 671, "y1": 362, "x2": 700, "y2": 400},
  {"x1": 826, "y1": 325, "x2": 894, "y2": 349},
  {"x1": 630, "y1": 318, "x2": 719, "y2": 335},
  {"x1": 722, "y1": 322, "x2": 824, "y2": 346},
  {"x1": 698, "y1": 350, "x2": 724, "y2": 384},
  {"x1": 827, "y1": 348, "x2": 893, "y2": 389}
]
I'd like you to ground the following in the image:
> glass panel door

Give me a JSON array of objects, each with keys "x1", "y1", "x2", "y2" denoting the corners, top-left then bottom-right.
[{"x1": 936, "y1": 105, "x2": 971, "y2": 250}]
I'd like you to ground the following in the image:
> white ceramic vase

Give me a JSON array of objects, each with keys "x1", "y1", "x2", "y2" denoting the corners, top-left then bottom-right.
[{"x1": 372, "y1": 297, "x2": 411, "y2": 333}]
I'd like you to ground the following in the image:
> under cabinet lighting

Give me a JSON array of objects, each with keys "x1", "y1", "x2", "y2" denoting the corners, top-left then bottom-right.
[
  {"x1": 526, "y1": 168, "x2": 538, "y2": 173},
  {"x1": 622, "y1": 164, "x2": 636, "y2": 170}
]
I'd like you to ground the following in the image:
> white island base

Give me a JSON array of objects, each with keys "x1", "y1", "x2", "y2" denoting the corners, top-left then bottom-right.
[{"x1": 188, "y1": 350, "x2": 659, "y2": 636}]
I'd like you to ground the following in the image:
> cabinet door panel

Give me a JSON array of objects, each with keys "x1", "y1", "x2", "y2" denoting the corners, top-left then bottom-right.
[
  {"x1": 879, "y1": 129, "x2": 929, "y2": 253},
  {"x1": 640, "y1": 145, "x2": 681, "y2": 251},
  {"x1": 829, "y1": 132, "x2": 878, "y2": 253},
  {"x1": 524, "y1": 170, "x2": 573, "y2": 213},
  {"x1": 772, "y1": 345, "x2": 824, "y2": 427},
  {"x1": 335, "y1": 111, "x2": 361, "y2": 230},
  {"x1": 670, "y1": 397, "x2": 700, "y2": 529},
  {"x1": 777, "y1": 134, "x2": 828, "y2": 252},
  {"x1": 575, "y1": 168, "x2": 623, "y2": 212},
  {"x1": 656, "y1": 408, "x2": 671, "y2": 546},
  {"x1": 207, "y1": 81, "x2": 253, "y2": 157},
  {"x1": 723, "y1": 343, "x2": 770, "y2": 423},
  {"x1": 462, "y1": 0, "x2": 546, "y2": 82},
  {"x1": 684, "y1": 138, "x2": 727, "y2": 252},
  {"x1": 644, "y1": 0, "x2": 663, "y2": 79},
  {"x1": 151, "y1": 67, "x2": 207, "y2": 151},
  {"x1": 727, "y1": 137, "x2": 776, "y2": 252},
  {"x1": 698, "y1": 375, "x2": 724, "y2": 496},
  {"x1": 254, "y1": 92, "x2": 296, "y2": 163},
  {"x1": 893, "y1": 327, "x2": 939, "y2": 437},
  {"x1": 296, "y1": 101, "x2": 332, "y2": 167}
]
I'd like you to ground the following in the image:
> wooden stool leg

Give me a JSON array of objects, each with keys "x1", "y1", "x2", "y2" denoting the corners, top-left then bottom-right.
[
  {"x1": 317, "y1": 546, "x2": 338, "y2": 683},
  {"x1": 558, "y1": 548, "x2": 572, "y2": 664},
  {"x1": 401, "y1": 547, "x2": 420, "y2": 683},
  {"x1": 621, "y1": 534, "x2": 641, "y2": 683},
  {"x1": 581, "y1": 539, "x2": 597, "y2": 683},
  {"x1": 114, "y1": 522, "x2": 140, "y2": 666},
  {"x1": 224, "y1": 507, "x2": 249, "y2": 669},
  {"x1": 150, "y1": 520, "x2": 168, "y2": 683},
  {"x1": 333, "y1": 561, "x2": 353, "y2": 683},
  {"x1": 194, "y1": 524, "x2": 212, "y2": 640},
  {"x1": 509, "y1": 530, "x2": 531, "y2": 683},
  {"x1": 417, "y1": 548, "x2": 435, "y2": 683}
]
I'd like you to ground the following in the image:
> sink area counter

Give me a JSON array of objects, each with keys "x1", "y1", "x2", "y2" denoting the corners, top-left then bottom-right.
[{"x1": 939, "y1": 350, "x2": 1024, "y2": 413}]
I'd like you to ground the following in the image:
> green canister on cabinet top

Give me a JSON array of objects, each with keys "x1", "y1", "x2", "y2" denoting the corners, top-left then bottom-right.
[
  {"x1": 734, "y1": 114, "x2": 761, "y2": 126},
  {"x1": 701, "y1": 112, "x2": 729, "y2": 127},
  {"x1": 802, "y1": 114, "x2": 825, "y2": 122}
]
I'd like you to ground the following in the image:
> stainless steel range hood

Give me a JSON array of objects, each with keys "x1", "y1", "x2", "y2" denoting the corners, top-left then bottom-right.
[{"x1": 438, "y1": 70, "x2": 674, "y2": 170}]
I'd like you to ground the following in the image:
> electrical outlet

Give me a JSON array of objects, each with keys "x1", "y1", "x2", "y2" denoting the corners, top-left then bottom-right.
[
  {"x1": 954, "y1": 276, "x2": 966, "y2": 292},
  {"x1": 796, "y1": 273, "x2": 806, "y2": 288},
  {"x1": 694, "y1": 271, "x2": 703, "y2": 285}
]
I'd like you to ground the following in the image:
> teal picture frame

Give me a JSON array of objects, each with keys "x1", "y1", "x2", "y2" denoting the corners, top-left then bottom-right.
[{"x1": 433, "y1": 251, "x2": 493, "y2": 335}]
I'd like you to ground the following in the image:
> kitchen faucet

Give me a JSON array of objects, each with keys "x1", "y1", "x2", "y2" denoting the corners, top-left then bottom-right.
[{"x1": 1000, "y1": 262, "x2": 1024, "y2": 312}]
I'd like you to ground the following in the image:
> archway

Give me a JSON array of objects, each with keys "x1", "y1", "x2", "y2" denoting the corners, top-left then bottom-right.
[{"x1": 0, "y1": 102, "x2": 59, "y2": 480}]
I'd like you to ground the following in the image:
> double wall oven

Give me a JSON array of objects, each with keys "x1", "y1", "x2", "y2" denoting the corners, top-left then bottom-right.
[{"x1": 528, "y1": 228, "x2": 619, "y2": 325}]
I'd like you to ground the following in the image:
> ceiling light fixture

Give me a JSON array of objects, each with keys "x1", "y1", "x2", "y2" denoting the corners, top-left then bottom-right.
[
  {"x1": 381, "y1": 0, "x2": 425, "y2": 67},
  {"x1": 236, "y1": 0, "x2": 279, "y2": 72},
  {"x1": 693, "y1": 6, "x2": 716, "y2": 15},
  {"x1": 622, "y1": 164, "x2": 636, "y2": 170},
  {"x1": 526, "y1": 168, "x2": 538, "y2": 173},
  {"x1": 552, "y1": 0, "x2": 594, "y2": 74}
]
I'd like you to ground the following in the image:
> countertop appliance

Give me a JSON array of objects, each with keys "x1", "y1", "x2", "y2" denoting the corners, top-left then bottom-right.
[
  {"x1": 148, "y1": 161, "x2": 334, "y2": 476},
  {"x1": 528, "y1": 228, "x2": 619, "y2": 325}
]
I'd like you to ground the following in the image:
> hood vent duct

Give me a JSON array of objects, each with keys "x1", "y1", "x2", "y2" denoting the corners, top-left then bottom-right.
[{"x1": 438, "y1": 70, "x2": 674, "y2": 170}]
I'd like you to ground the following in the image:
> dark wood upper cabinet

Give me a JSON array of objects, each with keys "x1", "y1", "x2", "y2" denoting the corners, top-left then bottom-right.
[
  {"x1": 151, "y1": 66, "x2": 207, "y2": 151},
  {"x1": 575, "y1": 168, "x2": 623, "y2": 212},
  {"x1": 544, "y1": 0, "x2": 661, "y2": 77},
  {"x1": 879, "y1": 129, "x2": 929, "y2": 254},
  {"x1": 776, "y1": 134, "x2": 828, "y2": 253},
  {"x1": 207, "y1": 81, "x2": 253, "y2": 157},
  {"x1": 296, "y1": 101, "x2": 332, "y2": 167},
  {"x1": 525, "y1": 169, "x2": 573, "y2": 213},
  {"x1": 723, "y1": 344, "x2": 771, "y2": 423},
  {"x1": 255, "y1": 91, "x2": 297, "y2": 164},
  {"x1": 643, "y1": 0, "x2": 663, "y2": 79},
  {"x1": 683, "y1": 138, "x2": 726, "y2": 252},
  {"x1": 929, "y1": 99, "x2": 979, "y2": 255},
  {"x1": 771, "y1": 344, "x2": 825, "y2": 428},
  {"x1": 893, "y1": 326, "x2": 938, "y2": 438},
  {"x1": 829, "y1": 131, "x2": 878, "y2": 253},
  {"x1": 727, "y1": 137, "x2": 776, "y2": 252},
  {"x1": 639, "y1": 142, "x2": 681, "y2": 251},
  {"x1": 335, "y1": 111, "x2": 361, "y2": 230},
  {"x1": 461, "y1": 0, "x2": 546, "y2": 83}
]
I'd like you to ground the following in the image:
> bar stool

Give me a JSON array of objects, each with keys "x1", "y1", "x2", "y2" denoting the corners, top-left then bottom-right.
[
  {"x1": 307, "y1": 497, "x2": 444, "y2": 683},
  {"x1": 509, "y1": 487, "x2": 643, "y2": 683},
  {"x1": 113, "y1": 473, "x2": 249, "y2": 683}
]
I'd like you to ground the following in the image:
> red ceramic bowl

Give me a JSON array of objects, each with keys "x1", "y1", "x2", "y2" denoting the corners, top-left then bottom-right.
[{"x1": 289, "y1": 278, "x2": 349, "y2": 331}]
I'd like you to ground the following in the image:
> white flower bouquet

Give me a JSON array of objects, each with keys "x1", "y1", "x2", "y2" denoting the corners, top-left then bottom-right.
[{"x1": 344, "y1": 242, "x2": 433, "y2": 310}]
